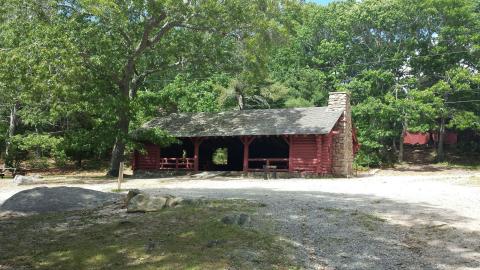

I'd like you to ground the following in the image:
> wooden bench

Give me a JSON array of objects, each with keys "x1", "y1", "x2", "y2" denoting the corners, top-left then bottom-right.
[
  {"x1": 0, "y1": 166, "x2": 18, "y2": 178},
  {"x1": 262, "y1": 165, "x2": 278, "y2": 180}
]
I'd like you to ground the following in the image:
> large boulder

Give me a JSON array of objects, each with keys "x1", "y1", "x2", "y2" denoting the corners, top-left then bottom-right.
[
  {"x1": 0, "y1": 187, "x2": 121, "y2": 214},
  {"x1": 165, "y1": 195, "x2": 183, "y2": 207},
  {"x1": 126, "y1": 191, "x2": 183, "y2": 213},
  {"x1": 13, "y1": 175, "x2": 40, "y2": 185}
]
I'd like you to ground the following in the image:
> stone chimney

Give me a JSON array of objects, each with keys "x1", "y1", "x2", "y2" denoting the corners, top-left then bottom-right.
[{"x1": 327, "y1": 92, "x2": 353, "y2": 177}]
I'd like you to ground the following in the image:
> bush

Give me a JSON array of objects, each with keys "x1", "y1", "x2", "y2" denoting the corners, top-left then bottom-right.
[
  {"x1": 5, "y1": 134, "x2": 63, "y2": 169},
  {"x1": 53, "y1": 151, "x2": 68, "y2": 168},
  {"x1": 27, "y1": 157, "x2": 50, "y2": 170}
]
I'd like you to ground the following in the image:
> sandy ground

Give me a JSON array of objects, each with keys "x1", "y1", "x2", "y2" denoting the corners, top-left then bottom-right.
[{"x1": 1, "y1": 169, "x2": 480, "y2": 269}]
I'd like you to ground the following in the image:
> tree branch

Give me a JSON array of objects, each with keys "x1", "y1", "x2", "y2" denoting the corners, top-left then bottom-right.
[
  {"x1": 178, "y1": 24, "x2": 221, "y2": 33},
  {"x1": 149, "y1": 21, "x2": 179, "y2": 46},
  {"x1": 134, "y1": 12, "x2": 167, "y2": 57},
  {"x1": 130, "y1": 61, "x2": 183, "y2": 97}
]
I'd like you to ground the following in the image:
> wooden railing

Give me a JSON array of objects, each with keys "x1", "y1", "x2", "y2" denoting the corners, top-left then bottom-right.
[
  {"x1": 158, "y1": 158, "x2": 194, "y2": 170},
  {"x1": 248, "y1": 158, "x2": 289, "y2": 172}
]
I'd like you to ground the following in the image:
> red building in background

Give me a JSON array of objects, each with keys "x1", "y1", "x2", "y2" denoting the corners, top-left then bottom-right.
[{"x1": 133, "y1": 92, "x2": 359, "y2": 177}]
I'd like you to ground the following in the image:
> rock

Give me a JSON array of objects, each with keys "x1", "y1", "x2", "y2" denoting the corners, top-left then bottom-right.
[
  {"x1": 125, "y1": 189, "x2": 142, "y2": 205},
  {"x1": 230, "y1": 249, "x2": 262, "y2": 268},
  {"x1": 12, "y1": 175, "x2": 40, "y2": 185},
  {"x1": 117, "y1": 220, "x2": 135, "y2": 226},
  {"x1": 221, "y1": 215, "x2": 237, "y2": 225},
  {"x1": 207, "y1": 240, "x2": 218, "y2": 248},
  {"x1": 0, "y1": 187, "x2": 121, "y2": 214},
  {"x1": 221, "y1": 213, "x2": 251, "y2": 226},
  {"x1": 206, "y1": 239, "x2": 225, "y2": 248},
  {"x1": 126, "y1": 191, "x2": 183, "y2": 213},
  {"x1": 127, "y1": 193, "x2": 167, "y2": 213},
  {"x1": 237, "y1": 213, "x2": 251, "y2": 226},
  {"x1": 145, "y1": 238, "x2": 156, "y2": 253},
  {"x1": 166, "y1": 196, "x2": 183, "y2": 207}
]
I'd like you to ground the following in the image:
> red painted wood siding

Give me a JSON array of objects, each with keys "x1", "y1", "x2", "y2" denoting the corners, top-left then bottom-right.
[
  {"x1": 290, "y1": 135, "x2": 333, "y2": 174},
  {"x1": 290, "y1": 136, "x2": 318, "y2": 172},
  {"x1": 432, "y1": 132, "x2": 457, "y2": 145},
  {"x1": 404, "y1": 132, "x2": 430, "y2": 145},
  {"x1": 134, "y1": 144, "x2": 160, "y2": 170},
  {"x1": 319, "y1": 134, "x2": 333, "y2": 174}
]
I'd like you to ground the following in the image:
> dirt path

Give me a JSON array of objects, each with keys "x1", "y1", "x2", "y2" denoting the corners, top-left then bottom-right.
[{"x1": 1, "y1": 171, "x2": 480, "y2": 269}]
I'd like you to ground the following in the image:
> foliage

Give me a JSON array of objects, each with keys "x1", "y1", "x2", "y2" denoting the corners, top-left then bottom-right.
[
  {"x1": 0, "y1": 0, "x2": 479, "y2": 168},
  {"x1": 131, "y1": 127, "x2": 178, "y2": 149},
  {"x1": 213, "y1": 148, "x2": 228, "y2": 165},
  {"x1": 5, "y1": 134, "x2": 64, "y2": 168}
]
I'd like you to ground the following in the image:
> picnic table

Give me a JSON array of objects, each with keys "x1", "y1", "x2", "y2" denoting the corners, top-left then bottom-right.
[{"x1": 0, "y1": 166, "x2": 19, "y2": 178}]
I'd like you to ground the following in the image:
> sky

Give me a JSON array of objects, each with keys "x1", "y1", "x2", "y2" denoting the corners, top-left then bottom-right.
[{"x1": 309, "y1": 0, "x2": 336, "y2": 5}]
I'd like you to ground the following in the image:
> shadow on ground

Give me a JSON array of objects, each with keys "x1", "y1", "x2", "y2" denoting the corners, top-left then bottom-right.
[
  {"x1": 139, "y1": 186, "x2": 480, "y2": 270},
  {"x1": 0, "y1": 200, "x2": 295, "y2": 270}
]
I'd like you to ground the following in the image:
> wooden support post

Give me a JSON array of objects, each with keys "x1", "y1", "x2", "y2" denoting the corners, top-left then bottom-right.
[
  {"x1": 194, "y1": 140, "x2": 200, "y2": 172},
  {"x1": 156, "y1": 146, "x2": 161, "y2": 169},
  {"x1": 241, "y1": 136, "x2": 255, "y2": 172},
  {"x1": 117, "y1": 161, "x2": 124, "y2": 191},
  {"x1": 132, "y1": 151, "x2": 137, "y2": 172},
  {"x1": 192, "y1": 137, "x2": 204, "y2": 172},
  {"x1": 242, "y1": 138, "x2": 249, "y2": 173},
  {"x1": 287, "y1": 136, "x2": 293, "y2": 172}
]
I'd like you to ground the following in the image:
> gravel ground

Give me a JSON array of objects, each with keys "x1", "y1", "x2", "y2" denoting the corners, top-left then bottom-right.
[{"x1": 1, "y1": 171, "x2": 479, "y2": 269}]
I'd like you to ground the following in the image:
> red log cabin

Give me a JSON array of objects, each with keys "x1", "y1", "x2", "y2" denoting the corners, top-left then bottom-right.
[{"x1": 133, "y1": 92, "x2": 359, "y2": 177}]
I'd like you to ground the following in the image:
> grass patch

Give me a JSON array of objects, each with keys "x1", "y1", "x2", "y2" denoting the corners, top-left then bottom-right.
[
  {"x1": 30, "y1": 174, "x2": 117, "y2": 185},
  {"x1": 0, "y1": 200, "x2": 296, "y2": 270},
  {"x1": 111, "y1": 188, "x2": 129, "y2": 193},
  {"x1": 435, "y1": 161, "x2": 480, "y2": 170},
  {"x1": 351, "y1": 211, "x2": 386, "y2": 231}
]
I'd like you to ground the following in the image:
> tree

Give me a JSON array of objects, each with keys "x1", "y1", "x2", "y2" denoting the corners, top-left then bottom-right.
[
  {"x1": 425, "y1": 68, "x2": 480, "y2": 161},
  {"x1": 60, "y1": 0, "x2": 284, "y2": 175}
]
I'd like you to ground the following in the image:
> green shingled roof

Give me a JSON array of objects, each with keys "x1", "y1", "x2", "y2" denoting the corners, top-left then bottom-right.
[{"x1": 142, "y1": 107, "x2": 343, "y2": 137}]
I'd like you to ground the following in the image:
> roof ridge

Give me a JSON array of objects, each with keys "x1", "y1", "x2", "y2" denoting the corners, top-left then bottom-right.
[{"x1": 163, "y1": 106, "x2": 330, "y2": 116}]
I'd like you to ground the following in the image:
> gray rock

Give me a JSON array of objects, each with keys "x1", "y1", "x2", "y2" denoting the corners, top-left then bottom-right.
[
  {"x1": 0, "y1": 187, "x2": 121, "y2": 214},
  {"x1": 145, "y1": 238, "x2": 156, "y2": 253},
  {"x1": 221, "y1": 215, "x2": 237, "y2": 225},
  {"x1": 221, "y1": 213, "x2": 251, "y2": 226},
  {"x1": 13, "y1": 175, "x2": 40, "y2": 185},
  {"x1": 166, "y1": 196, "x2": 183, "y2": 207},
  {"x1": 237, "y1": 213, "x2": 251, "y2": 226},
  {"x1": 126, "y1": 189, "x2": 142, "y2": 205},
  {"x1": 206, "y1": 239, "x2": 225, "y2": 248},
  {"x1": 126, "y1": 192, "x2": 183, "y2": 212},
  {"x1": 127, "y1": 193, "x2": 167, "y2": 212},
  {"x1": 230, "y1": 249, "x2": 262, "y2": 269}
]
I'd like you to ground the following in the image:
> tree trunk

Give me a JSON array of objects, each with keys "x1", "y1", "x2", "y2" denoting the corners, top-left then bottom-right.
[
  {"x1": 108, "y1": 81, "x2": 131, "y2": 177},
  {"x1": 398, "y1": 124, "x2": 406, "y2": 163},
  {"x1": 237, "y1": 94, "x2": 244, "y2": 110},
  {"x1": 392, "y1": 138, "x2": 397, "y2": 153},
  {"x1": 108, "y1": 104, "x2": 130, "y2": 176},
  {"x1": 5, "y1": 102, "x2": 19, "y2": 166},
  {"x1": 437, "y1": 117, "x2": 446, "y2": 162}
]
